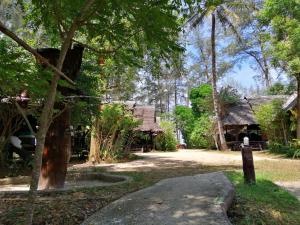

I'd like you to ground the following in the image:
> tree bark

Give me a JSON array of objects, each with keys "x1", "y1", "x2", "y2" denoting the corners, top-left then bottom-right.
[
  {"x1": 37, "y1": 45, "x2": 84, "y2": 189},
  {"x1": 174, "y1": 78, "x2": 180, "y2": 141},
  {"x1": 39, "y1": 107, "x2": 71, "y2": 189},
  {"x1": 259, "y1": 40, "x2": 271, "y2": 88},
  {"x1": 297, "y1": 77, "x2": 300, "y2": 139},
  {"x1": 89, "y1": 117, "x2": 101, "y2": 163},
  {"x1": 211, "y1": 13, "x2": 228, "y2": 151}
]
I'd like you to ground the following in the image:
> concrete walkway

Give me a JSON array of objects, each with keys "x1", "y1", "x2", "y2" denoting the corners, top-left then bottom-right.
[
  {"x1": 81, "y1": 172, "x2": 235, "y2": 225},
  {"x1": 276, "y1": 181, "x2": 300, "y2": 201}
]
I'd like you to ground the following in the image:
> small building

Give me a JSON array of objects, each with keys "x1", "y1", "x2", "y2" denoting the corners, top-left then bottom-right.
[
  {"x1": 133, "y1": 105, "x2": 162, "y2": 133},
  {"x1": 131, "y1": 105, "x2": 163, "y2": 151},
  {"x1": 223, "y1": 95, "x2": 288, "y2": 150}
]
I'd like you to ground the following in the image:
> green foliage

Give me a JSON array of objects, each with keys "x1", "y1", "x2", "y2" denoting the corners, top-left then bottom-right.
[
  {"x1": 189, "y1": 114, "x2": 214, "y2": 149},
  {"x1": 267, "y1": 137, "x2": 300, "y2": 159},
  {"x1": 255, "y1": 99, "x2": 289, "y2": 144},
  {"x1": 154, "y1": 121, "x2": 177, "y2": 151},
  {"x1": 174, "y1": 106, "x2": 214, "y2": 149},
  {"x1": 219, "y1": 86, "x2": 241, "y2": 108},
  {"x1": 96, "y1": 104, "x2": 140, "y2": 160},
  {"x1": 189, "y1": 84, "x2": 213, "y2": 116},
  {"x1": 0, "y1": 37, "x2": 49, "y2": 98},
  {"x1": 289, "y1": 139, "x2": 300, "y2": 159},
  {"x1": 268, "y1": 142, "x2": 298, "y2": 158},
  {"x1": 260, "y1": 0, "x2": 300, "y2": 78},
  {"x1": 174, "y1": 106, "x2": 195, "y2": 147},
  {"x1": 267, "y1": 82, "x2": 296, "y2": 95},
  {"x1": 176, "y1": 84, "x2": 240, "y2": 148}
]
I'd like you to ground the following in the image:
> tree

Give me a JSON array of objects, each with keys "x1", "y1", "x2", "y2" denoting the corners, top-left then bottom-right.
[
  {"x1": 260, "y1": 0, "x2": 300, "y2": 139},
  {"x1": 188, "y1": 0, "x2": 249, "y2": 150},
  {"x1": 224, "y1": 0, "x2": 273, "y2": 88},
  {"x1": 267, "y1": 81, "x2": 296, "y2": 95}
]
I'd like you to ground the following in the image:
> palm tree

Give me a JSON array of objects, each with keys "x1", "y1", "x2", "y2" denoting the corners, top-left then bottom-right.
[{"x1": 188, "y1": 0, "x2": 249, "y2": 150}]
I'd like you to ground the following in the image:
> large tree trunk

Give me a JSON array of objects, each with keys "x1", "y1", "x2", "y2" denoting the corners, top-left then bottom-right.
[
  {"x1": 297, "y1": 77, "x2": 300, "y2": 139},
  {"x1": 37, "y1": 45, "x2": 84, "y2": 189},
  {"x1": 39, "y1": 107, "x2": 71, "y2": 189},
  {"x1": 211, "y1": 13, "x2": 228, "y2": 151}
]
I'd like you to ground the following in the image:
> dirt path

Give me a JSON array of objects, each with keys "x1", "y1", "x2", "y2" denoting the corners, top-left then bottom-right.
[{"x1": 70, "y1": 149, "x2": 279, "y2": 172}]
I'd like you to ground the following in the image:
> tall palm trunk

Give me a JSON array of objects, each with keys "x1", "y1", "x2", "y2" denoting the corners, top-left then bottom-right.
[
  {"x1": 211, "y1": 13, "x2": 228, "y2": 151},
  {"x1": 297, "y1": 77, "x2": 300, "y2": 138}
]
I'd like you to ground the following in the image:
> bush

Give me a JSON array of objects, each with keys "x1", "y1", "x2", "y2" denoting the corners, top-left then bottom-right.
[
  {"x1": 174, "y1": 106, "x2": 195, "y2": 147},
  {"x1": 189, "y1": 114, "x2": 214, "y2": 149},
  {"x1": 154, "y1": 121, "x2": 177, "y2": 151},
  {"x1": 268, "y1": 140, "x2": 300, "y2": 159},
  {"x1": 94, "y1": 104, "x2": 140, "y2": 160},
  {"x1": 255, "y1": 100, "x2": 289, "y2": 144}
]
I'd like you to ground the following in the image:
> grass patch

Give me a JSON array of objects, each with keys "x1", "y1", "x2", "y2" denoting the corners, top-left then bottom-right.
[
  {"x1": 255, "y1": 159, "x2": 300, "y2": 181},
  {"x1": 227, "y1": 171, "x2": 300, "y2": 225}
]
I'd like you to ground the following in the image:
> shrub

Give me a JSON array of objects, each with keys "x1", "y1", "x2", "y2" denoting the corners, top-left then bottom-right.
[
  {"x1": 189, "y1": 114, "x2": 214, "y2": 149},
  {"x1": 268, "y1": 139, "x2": 300, "y2": 159},
  {"x1": 155, "y1": 121, "x2": 177, "y2": 151},
  {"x1": 174, "y1": 106, "x2": 195, "y2": 147},
  {"x1": 255, "y1": 100, "x2": 289, "y2": 144},
  {"x1": 94, "y1": 104, "x2": 140, "y2": 160}
]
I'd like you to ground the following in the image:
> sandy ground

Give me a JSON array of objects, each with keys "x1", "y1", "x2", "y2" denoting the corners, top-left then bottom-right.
[{"x1": 69, "y1": 149, "x2": 278, "y2": 172}]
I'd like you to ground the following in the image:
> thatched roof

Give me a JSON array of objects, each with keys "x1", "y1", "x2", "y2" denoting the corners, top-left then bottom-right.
[
  {"x1": 283, "y1": 92, "x2": 297, "y2": 111},
  {"x1": 223, "y1": 95, "x2": 288, "y2": 126},
  {"x1": 133, "y1": 105, "x2": 162, "y2": 132},
  {"x1": 223, "y1": 102, "x2": 256, "y2": 126}
]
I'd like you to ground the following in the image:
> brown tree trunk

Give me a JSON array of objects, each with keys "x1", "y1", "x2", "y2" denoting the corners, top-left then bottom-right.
[
  {"x1": 89, "y1": 117, "x2": 101, "y2": 163},
  {"x1": 37, "y1": 44, "x2": 84, "y2": 189},
  {"x1": 38, "y1": 108, "x2": 71, "y2": 189},
  {"x1": 297, "y1": 77, "x2": 300, "y2": 139},
  {"x1": 211, "y1": 13, "x2": 228, "y2": 151}
]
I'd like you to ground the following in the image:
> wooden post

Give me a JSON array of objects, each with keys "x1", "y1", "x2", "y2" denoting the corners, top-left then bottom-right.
[{"x1": 241, "y1": 146, "x2": 256, "y2": 184}]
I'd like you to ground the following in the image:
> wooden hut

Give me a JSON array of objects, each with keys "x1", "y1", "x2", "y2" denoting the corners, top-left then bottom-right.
[
  {"x1": 223, "y1": 95, "x2": 288, "y2": 150},
  {"x1": 131, "y1": 105, "x2": 163, "y2": 151}
]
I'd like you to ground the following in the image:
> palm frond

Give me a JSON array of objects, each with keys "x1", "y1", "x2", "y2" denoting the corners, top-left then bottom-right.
[
  {"x1": 186, "y1": 8, "x2": 209, "y2": 28},
  {"x1": 216, "y1": 6, "x2": 243, "y2": 44}
]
